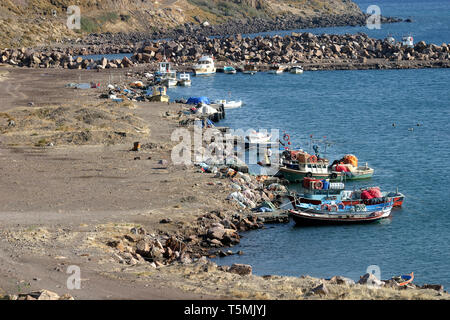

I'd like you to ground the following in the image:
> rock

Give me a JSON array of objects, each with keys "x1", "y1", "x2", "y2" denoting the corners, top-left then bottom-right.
[
  {"x1": 310, "y1": 283, "x2": 329, "y2": 296},
  {"x1": 228, "y1": 263, "x2": 252, "y2": 276},
  {"x1": 207, "y1": 226, "x2": 225, "y2": 240},
  {"x1": 135, "y1": 240, "x2": 150, "y2": 256},
  {"x1": 20, "y1": 289, "x2": 61, "y2": 300},
  {"x1": 358, "y1": 273, "x2": 384, "y2": 287},
  {"x1": 421, "y1": 284, "x2": 444, "y2": 292},
  {"x1": 328, "y1": 276, "x2": 355, "y2": 286},
  {"x1": 160, "y1": 218, "x2": 172, "y2": 224}
]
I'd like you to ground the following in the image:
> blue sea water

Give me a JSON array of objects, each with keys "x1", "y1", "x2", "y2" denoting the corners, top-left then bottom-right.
[
  {"x1": 165, "y1": 0, "x2": 450, "y2": 286},
  {"x1": 169, "y1": 68, "x2": 450, "y2": 286},
  {"x1": 251, "y1": 0, "x2": 450, "y2": 45}
]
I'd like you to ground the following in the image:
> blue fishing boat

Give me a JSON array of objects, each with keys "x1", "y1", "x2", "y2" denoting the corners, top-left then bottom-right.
[{"x1": 289, "y1": 200, "x2": 393, "y2": 225}]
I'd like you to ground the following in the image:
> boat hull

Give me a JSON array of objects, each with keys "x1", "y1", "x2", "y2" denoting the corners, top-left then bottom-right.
[
  {"x1": 279, "y1": 167, "x2": 374, "y2": 183},
  {"x1": 290, "y1": 207, "x2": 391, "y2": 225},
  {"x1": 279, "y1": 167, "x2": 340, "y2": 183},
  {"x1": 194, "y1": 68, "x2": 216, "y2": 76}
]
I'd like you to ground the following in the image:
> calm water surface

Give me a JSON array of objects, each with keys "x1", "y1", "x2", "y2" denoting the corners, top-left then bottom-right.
[{"x1": 169, "y1": 67, "x2": 450, "y2": 286}]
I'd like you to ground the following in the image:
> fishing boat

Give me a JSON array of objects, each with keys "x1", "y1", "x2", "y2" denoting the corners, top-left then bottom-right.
[
  {"x1": 289, "y1": 201, "x2": 393, "y2": 225},
  {"x1": 291, "y1": 182, "x2": 405, "y2": 208},
  {"x1": 242, "y1": 64, "x2": 258, "y2": 75},
  {"x1": 215, "y1": 99, "x2": 242, "y2": 109},
  {"x1": 279, "y1": 150, "x2": 374, "y2": 182},
  {"x1": 155, "y1": 60, "x2": 177, "y2": 86},
  {"x1": 161, "y1": 72, "x2": 178, "y2": 87},
  {"x1": 178, "y1": 73, "x2": 191, "y2": 86},
  {"x1": 290, "y1": 65, "x2": 304, "y2": 74},
  {"x1": 268, "y1": 64, "x2": 285, "y2": 74},
  {"x1": 223, "y1": 66, "x2": 237, "y2": 74},
  {"x1": 193, "y1": 56, "x2": 216, "y2": 75}
]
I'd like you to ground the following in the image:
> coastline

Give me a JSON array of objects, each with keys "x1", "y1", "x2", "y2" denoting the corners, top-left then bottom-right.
[{"x1": 0, "y1": 66, "x2": 448, "y2": 300}]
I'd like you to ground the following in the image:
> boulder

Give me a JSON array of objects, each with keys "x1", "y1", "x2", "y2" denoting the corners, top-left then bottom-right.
[
  {"x1": 328, "y1": 276, "x2": 355, "y2": 286},
  {"x1": 228, "y1": 263, "x2": 252, "y2": 276},
  {"x1": 310, "y1": 283, "x2": 329, "y2": 296},
  {"x1": 358, "y1": 273, "x2": 384, "y2": 287},
  {"x1": 421, "y1": 284, "x2": 444, "y2": 292}
]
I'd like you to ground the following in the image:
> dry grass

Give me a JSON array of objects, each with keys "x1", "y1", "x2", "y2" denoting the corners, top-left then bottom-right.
[{"x1": 0, "y1": 102, "x2": 150, "y2": 146}]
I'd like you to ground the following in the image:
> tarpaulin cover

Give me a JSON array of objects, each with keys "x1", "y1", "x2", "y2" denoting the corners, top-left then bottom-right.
[
  {"x1": 368, "y1": 187, "x2": 382, "y2": 198},
  {"x1": 187, "y1": 96, "x2": 211, "y2": 105},
  {"x1": 361, "y1": 190, "x2": 373, "y2": 200},
  {"x1": 335, "y1": 165, "x2": 350, "y2": 172}
]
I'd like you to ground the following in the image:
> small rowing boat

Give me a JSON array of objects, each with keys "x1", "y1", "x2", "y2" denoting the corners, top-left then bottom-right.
[{"x1": 391, "y1": 272, "x2": 414, "y2": 286}]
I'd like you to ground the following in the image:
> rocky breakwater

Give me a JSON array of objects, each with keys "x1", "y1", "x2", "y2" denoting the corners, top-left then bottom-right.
[
  {"x1": 131, "y1": 33, "x2": 450, "y2": 69},
  {"x1": 2, "y1": 33, "x2": 449, "y2": 71}
]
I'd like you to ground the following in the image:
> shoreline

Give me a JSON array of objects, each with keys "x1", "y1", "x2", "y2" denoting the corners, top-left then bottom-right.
[{"x1": 0, "y1": 66, "x2": 448, "y2": 300}]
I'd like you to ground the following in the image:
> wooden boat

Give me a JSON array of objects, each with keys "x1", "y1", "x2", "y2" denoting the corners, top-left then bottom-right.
[
  {"x1": 396, "y1": 272, "x2": 414, "y2": 286},
  {"x1": 291, "y1": 182, "x2": 405, "y2": 208},
  {"x1": 289, "y1": 201, "x2": 393, "y2": 225},
  {"x1": 193, "y1": 56, "x2": 216, "y2": 75},
  {"x1": 242, "y1": 64, "x2": 258, "y2": 75},
  {"x1": 223, "y1": 66, "x2": 237, "y2": 74}
]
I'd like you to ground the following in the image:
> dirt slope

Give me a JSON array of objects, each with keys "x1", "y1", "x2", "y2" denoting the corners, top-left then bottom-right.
[{"x1": 0, "y1": 0, "x2": 363, "y2": 48}]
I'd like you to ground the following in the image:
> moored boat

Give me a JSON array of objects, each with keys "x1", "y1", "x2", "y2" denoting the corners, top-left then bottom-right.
[
  {"x1": 223, "y1": 66, "x2": 237, "y2": 74},
  {"x1": 193, "y1": 56, "x2": 216, "y2": 75},
  {"x1": 156, "y1": 60, "x2": 177, "y2": 87},
  {"x1": 289, "y1": 201, "x2": 393, "y2": 225},
  {"x1": 268, "y1": 64, "x2": 286, "y2": 74},
  {"x1": 178, "y1": 73, "x2": 191, "y2": 86},
  {"x1": 290, "y1": 65, "x2": 304, "y2": 74},
  {"x1": 242, "y1": 64, "x2": 258, "y2": 75},
  {"x1": 279, "y1": 150, "x2": 374, "y2": 183},
  {"x1": 215, "y1": 99, "x2": 242, "y2": 109},
  {"x1": 292, "y1": 181, "x2": 405, "y2": 208}
]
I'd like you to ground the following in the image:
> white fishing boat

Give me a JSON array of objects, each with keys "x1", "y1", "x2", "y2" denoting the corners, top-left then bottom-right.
[
  {"x1": 193, "y1": 55, "x2": 216, "y2": 75},
  {"x1": 178, "y1": 73, "x2": 191, "y2": 86},
  {"x1": 268, "y1": 64, "x2": 286, "y2": 74},
  {"x1": 157, "y1": 60, "x2": 178, "y2": 87},
  {"x1": 161, "y1": 72, "x2": 178, "y2": 87},
  {"x1": 215, "y1": 99, "x2": 242, "y2": 109},
  {"x1": 290, "y1": 65, "x2": 304, "y2": 74}
]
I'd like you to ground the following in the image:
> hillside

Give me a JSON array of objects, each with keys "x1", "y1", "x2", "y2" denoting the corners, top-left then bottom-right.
[{"x1": 0, "y1": 0, "x2": 364, "y2": 48}]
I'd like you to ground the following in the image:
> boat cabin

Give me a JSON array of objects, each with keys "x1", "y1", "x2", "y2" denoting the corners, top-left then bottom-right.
[{"x1": 402, "y1": 35, "x2": 414, "y2": 47}]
